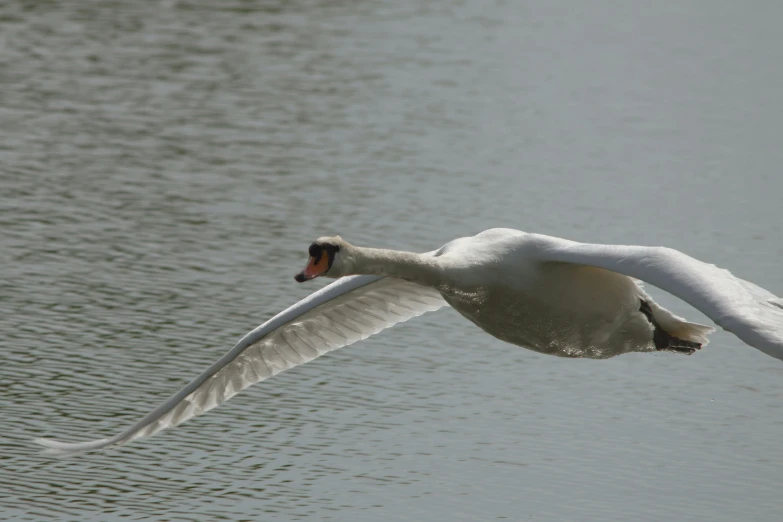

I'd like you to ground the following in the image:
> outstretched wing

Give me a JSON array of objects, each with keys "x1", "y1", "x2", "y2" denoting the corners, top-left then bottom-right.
[
  {"x1": 35, "y1": 275, "x2": 446, "y2": 455},
  {"x1": 532, "y1": 235, "x2": 783, "y2": 361}
]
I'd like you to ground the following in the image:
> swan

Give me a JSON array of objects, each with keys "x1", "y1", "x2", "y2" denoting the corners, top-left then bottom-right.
[{"x1": 35, "y1": 228, "x2": 783, "y2": 455}]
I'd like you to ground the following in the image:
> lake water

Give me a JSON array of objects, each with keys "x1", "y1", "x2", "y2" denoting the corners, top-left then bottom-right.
[{"x1": 2, "y1": 0, "x2": 783, "y2": 520}]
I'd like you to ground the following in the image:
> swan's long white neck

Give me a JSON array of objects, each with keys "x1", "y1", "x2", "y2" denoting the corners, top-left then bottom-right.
[{"x1": 349, "y1": 246, "x2": 440, "y2": 287}]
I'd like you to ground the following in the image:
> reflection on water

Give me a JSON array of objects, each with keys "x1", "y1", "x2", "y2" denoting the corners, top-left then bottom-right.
[{"x1": 2, "y1": 0, "x2": 783, "y2": 520}]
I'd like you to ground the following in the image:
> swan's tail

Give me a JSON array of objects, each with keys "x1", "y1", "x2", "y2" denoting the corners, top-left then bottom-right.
[
  {"x1": 639, "y1": 298, "x2": 714, "y2": 353},
  {"x1": 33, "y1": 436, "x2": 116, "y2": 457}
]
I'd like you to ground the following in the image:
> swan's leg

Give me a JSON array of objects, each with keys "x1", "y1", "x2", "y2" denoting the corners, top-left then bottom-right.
[{"x1": 639, "y1": 300, "x2": 702, "y2": 355}]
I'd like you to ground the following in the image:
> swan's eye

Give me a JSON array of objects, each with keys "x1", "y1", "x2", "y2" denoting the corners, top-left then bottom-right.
[{"x1": 309, "y1": 244, "x2": 322, "y2": 259}]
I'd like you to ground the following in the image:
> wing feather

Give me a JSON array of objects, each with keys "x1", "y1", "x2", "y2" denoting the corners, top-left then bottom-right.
[{"x1": 34, "y1": 275, "x2": 446, "y2": 455}]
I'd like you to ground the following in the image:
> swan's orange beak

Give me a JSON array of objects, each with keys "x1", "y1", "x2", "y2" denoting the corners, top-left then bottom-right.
[{"x1": 294, "y1": 254, "x2": 330, "y2": 282}]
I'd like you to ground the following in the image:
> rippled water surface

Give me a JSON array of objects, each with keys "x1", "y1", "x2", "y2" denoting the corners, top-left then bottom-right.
[{"x1": 3, "y1": 1, "x2": 783, "y2": 520}]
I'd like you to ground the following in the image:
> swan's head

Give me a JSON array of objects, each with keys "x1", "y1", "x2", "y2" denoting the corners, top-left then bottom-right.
[{"x1": 294, "y1": 236, "x2": 354, "y2": 282}]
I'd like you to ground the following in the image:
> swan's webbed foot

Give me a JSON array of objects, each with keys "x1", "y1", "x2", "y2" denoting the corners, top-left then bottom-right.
[{"x1": 657, "y1": 337, "x2": 702, "y2": 355}]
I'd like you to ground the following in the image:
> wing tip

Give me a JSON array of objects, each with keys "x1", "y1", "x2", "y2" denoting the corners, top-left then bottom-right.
[{"x1": 33, "y1": 436, "x2": 115, "y2": 457}]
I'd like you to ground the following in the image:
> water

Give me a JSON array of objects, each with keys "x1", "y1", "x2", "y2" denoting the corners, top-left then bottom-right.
[{"x1": 2, "y1": 0, "x2": 783, "y2": 520}]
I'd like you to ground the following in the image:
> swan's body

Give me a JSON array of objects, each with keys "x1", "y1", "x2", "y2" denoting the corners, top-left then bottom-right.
[
  {"x1": 35, "y1": 229, "x2": 783, "y2": 455},
  {"x1": 433, "y1": 230, "x2": 693, "y2": 358}
]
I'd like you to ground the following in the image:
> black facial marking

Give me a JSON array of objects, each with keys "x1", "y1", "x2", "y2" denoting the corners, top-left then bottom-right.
[
  {"x1": 321, "y1": 243, "x2": 339, "y2": 269},
  {"x1": 307, "y1": 242, "x2": 340, "y2": 272}
]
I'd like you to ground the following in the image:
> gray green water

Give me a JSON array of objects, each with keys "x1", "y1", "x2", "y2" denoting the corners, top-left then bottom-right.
[{"x1": 2, "y1": 1, "x2": 783, "y2": 520}]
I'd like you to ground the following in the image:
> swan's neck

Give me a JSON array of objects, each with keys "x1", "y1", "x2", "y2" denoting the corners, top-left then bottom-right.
[{"x1": 351, "y1": 247, "x2": 440, "y2": 287}]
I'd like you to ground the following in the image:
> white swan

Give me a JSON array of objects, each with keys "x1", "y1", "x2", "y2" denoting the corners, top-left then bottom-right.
[{"x1": 35, "y1": 229, "x2": 783, "y2": 455}]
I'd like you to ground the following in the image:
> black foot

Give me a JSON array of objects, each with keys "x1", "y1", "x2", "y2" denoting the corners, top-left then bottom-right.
[
  {"x1": 659, "y1": 336, "x2": 702, "y2": 355},
  {"x1": 639, "y1": 300, "x2": 702, "y2": 355}
]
